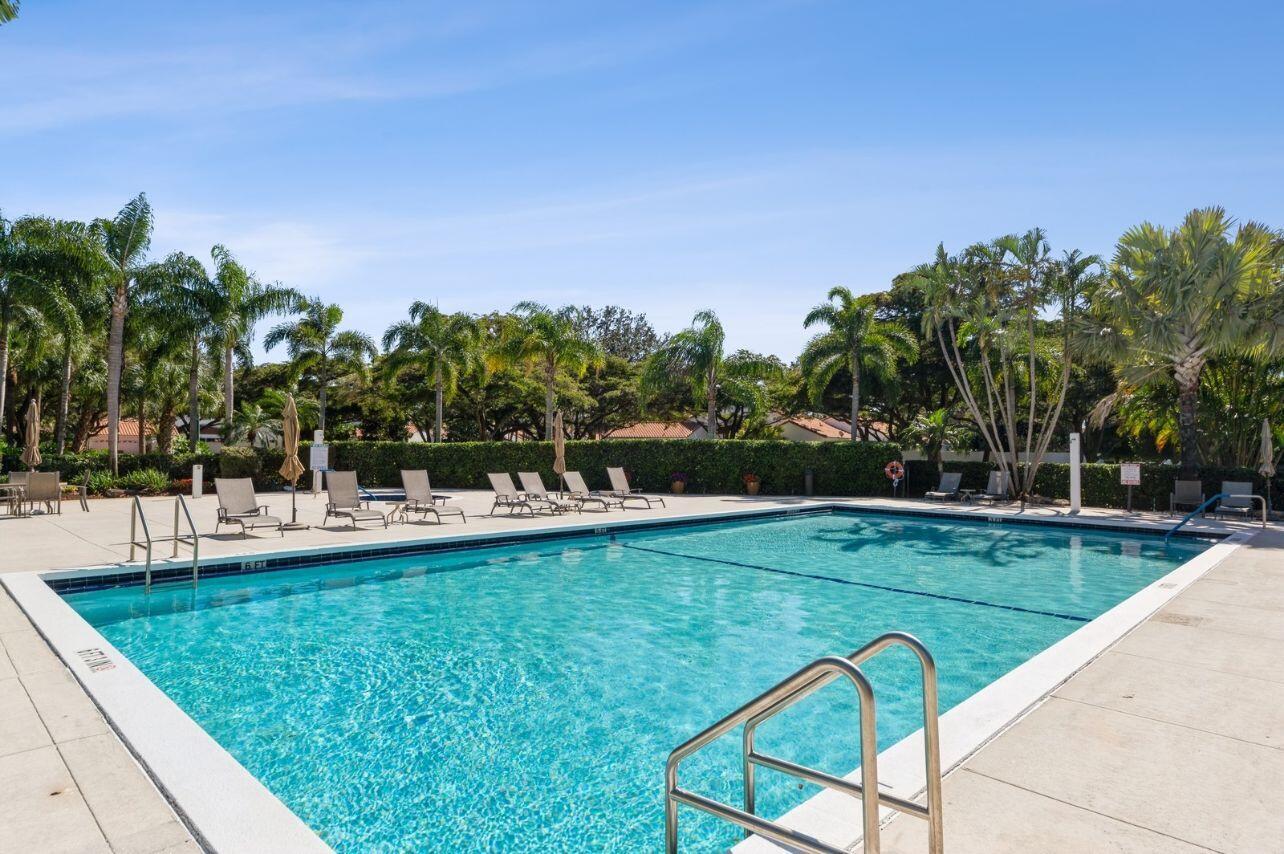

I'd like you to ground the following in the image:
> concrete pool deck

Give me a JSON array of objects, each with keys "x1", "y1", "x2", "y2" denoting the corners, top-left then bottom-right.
[{"x1": 0, "y1": 490, "x2": 1276, "y2": 852}]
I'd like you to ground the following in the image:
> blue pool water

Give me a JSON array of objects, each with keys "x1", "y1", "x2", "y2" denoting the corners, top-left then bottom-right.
[{"x1": 64, "y1": 511, "x2": 1208, "y2": 852}]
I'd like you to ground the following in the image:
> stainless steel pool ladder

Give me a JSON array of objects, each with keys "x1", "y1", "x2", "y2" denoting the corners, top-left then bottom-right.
[
  {"x1": 129, "y1": 495, "x2": 200, "y2": 593},
  {"x1": 664, "y1": 631, "x2": 943, "y2": 854}
]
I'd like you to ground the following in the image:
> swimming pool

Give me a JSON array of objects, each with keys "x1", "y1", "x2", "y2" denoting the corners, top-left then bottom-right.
[{"x1": 62, "y1": 510, "x2": 1209, "y2": 851}]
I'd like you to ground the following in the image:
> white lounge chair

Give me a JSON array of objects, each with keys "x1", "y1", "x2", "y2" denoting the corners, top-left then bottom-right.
[
  {"x1": 1170, "y1": 479, "x2": 1205, "y2": 515},
  {"x1": 924, "y1": 471, "x2": 962, "y2": 501},
  {"x1": 563, "y1": 471, "x2": 623, "y2": 511},
  {"x1": 1212, "y1": 481, "x2": 1256, "y2": 520},
  {"x1": 488, "y1": 473, "x2": 542, "y2": 516},
  {"x1": 323, "y1": 471, "x2": 388, "y2": 528},
  {"x1": 517, "y1": 472, "x2": 578, "y2": 514},
  {"x1": 400, "y1": 470, "x2": 465, "y2": 524},
  {"x1": 215, "y1": 478, "x2": 283, "y2": 537},
  {"x1": 606, "y1": 467, "x2": 665, "y2": 508},
  {"x1": 978, "y1": 470, "x2": 1010, "y2": 503}
]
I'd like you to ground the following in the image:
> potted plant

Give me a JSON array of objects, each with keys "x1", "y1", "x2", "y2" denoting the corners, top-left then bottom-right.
[
  {"x1": 743, "y1": 473, "x2": 761, "y2": 496},
  {"x1": 670, "y1": 472, "x2": 689, "y2": 494}
]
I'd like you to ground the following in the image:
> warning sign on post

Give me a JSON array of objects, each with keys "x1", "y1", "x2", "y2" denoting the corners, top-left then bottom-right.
[
  {"x1": 309, "y1": 443, "x2": 329, "y2": 471},
  {"x1": 1120, "y1": 463, "x2": 1141, "y2": 486}
]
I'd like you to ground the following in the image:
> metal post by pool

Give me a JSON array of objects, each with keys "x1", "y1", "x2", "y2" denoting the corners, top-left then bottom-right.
[{"x1": 1069, "y1": 432, "x2": 1081, "y2": 514}]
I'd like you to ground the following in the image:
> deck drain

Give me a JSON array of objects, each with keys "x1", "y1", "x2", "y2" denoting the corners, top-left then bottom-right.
[
  {"x1": 1154, "y1": 613, "x2": 1203, "y2": 627},
  {"x1": 76, "y1": 648, "x2": 116, "y2": 672}
]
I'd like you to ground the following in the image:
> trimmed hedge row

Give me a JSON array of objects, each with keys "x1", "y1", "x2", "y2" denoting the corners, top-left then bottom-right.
[
  {"x1": 906, "y1": 459, "x2": 1279, "y2": 509},
  {"x1": 288, "y1": 439, "x2": 903, "y2": 496},
  {"x1": 1, "y1": 448, "x2": 219, "y2": 481}
]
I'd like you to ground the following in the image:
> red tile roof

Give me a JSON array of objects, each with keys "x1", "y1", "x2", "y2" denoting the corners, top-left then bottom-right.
[
  {"x1": 777, "y1": 416, "x2": 851, "y2": 439},
  {"x1": 604, "y1": 421, "x2": 697, "y2": 439}
]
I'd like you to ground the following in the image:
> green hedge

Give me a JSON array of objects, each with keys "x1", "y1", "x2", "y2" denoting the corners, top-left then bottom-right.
[
  {"x1": 313, "y1": 439, "x2": 901, "y2": 496},
  {"x1": 906, "y1": 459, "x2": 1279, "y2": 509},
  {"x1": 1, "y1": 448, "x2": 219, "y2": 481}
]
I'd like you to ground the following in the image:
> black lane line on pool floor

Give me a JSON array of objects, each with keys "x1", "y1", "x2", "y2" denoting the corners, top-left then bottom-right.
[{"x1": 618, "y1": 542, "x2": 1091, "y2": 623}]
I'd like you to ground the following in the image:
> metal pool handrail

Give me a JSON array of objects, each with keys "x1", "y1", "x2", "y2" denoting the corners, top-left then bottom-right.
[
  {"x1": 664, "y1": 631, "x2": 943, "y2": 854},
  {"x1": 1165, "y1": 492, "x2": 1267, "y2": 541},
  {"x1": 129, "y1": 495, "x2": 153, "y2": 593},
  {"x1": 171, "y1": 494, "x2": 200, "y2": 587}
]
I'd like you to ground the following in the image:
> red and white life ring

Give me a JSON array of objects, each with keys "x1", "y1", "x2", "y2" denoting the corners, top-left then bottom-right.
[{"x1": 884, "y1": 460, "x2": 905, "y2": 480}]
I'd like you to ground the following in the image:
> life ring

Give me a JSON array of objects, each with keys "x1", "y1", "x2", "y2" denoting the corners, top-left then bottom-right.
[{"x1": 884, "y1": 460, "x2": 905, "y2": 480}]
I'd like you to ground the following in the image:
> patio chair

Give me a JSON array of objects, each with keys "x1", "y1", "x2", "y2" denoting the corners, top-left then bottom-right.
[
  {"x1": 487, "y1": 473, "x2": 544, "y2": 516},
  {"x1": 605, "y1": 466, "x2": 666, "y2": 508},
  {"x1": 323, "y1": 471, "x2": 388, "y2": 528},
  {"x1": 1212, "y1": 481, "x2": 1257, "y2": 521},
  {"x1": 924, "y1": 471, "x2": 962, "y2": 501},
  {"x1": 517, "y1": 472, "x2": 579, "y2": 514},
  {"x1": 215, "y1": 478, "x2": 283, "y2": 537},
  {"x1": 400, "y1": 470, "x2": 465, "y2": 524},
  {"x1": 978, "y1": 470, "x2": 1010, "y2": 503},
  {"x1": 563, "y1": 470, "x2": 623, "y2": 511},
  {"x1": 1169, "y1": 479, "x2": 1205, "y2": 515},
  {"x1": 25, "y1": 472, "x2": 63, "y2": 515}
]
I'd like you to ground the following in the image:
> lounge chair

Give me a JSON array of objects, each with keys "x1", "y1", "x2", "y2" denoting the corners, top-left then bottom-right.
[
  {"x1": 1212, "y1": 481, "x2": 1257, "y2": 521},
  {"x1": 488, "y1": 473, "x2": 546, "y2": 516},
  {"x1": 25, "y1": 472, "x2": 62, "y2": 514},
  {"x1": 1169, "y1": 479, "x2": 1205, "y2": 515},
  {"x1": 215, "y1": 478, "x2": 283, "y2": 537},
  {"x1": 517, "y1": 472, "x2": 579, "y2": 514},
  {"x1": 978, "y1": 470, "x2": 1010, "y2": 503},
  {"x1": 323, "y1": 471, "x2": 388, "y2": 528},
  {"x1": 400, "y1": 470, "x2": 465, "y2": 524},
  {"x1": 605, "y1": 467, "x2": 666, "y2": 508},
  {"x1": 563, "y1": 471, "x2": 623, "y2": 511},
  {"x1": 924, "y1": 471, "x2": 962, "y2": 501}
]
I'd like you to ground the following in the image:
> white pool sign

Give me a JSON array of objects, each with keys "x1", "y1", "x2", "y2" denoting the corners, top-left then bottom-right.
[
  {"x1": 1120, "y1": 462, "x2": 1141, "y2": 513},
  {"x1": 309, "y1": 443, "x2": 329, "y2": 471}
]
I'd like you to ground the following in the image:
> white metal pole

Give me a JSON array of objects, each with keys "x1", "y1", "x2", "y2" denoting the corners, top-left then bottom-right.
[{"x1": 1069, "y1": 432, "x2": 1082, "y2": 515}]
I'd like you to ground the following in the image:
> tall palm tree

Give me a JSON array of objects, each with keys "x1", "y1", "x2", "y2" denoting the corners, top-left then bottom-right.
[
  {"x1": 0, "y1": 216, "x2": 90, "y2": 441},
  {"x1": 640, "y1": 310, "x2": 778, "y2": 439},
  {"x1": 264, "y1": 300, "x2": 376, "y2": 433},
  {"x1": 800, "y1": 288, "x2": 917, "y2": 439},
  {"x1": 491, "y1": 302, "x2": 604, "y2": 439},
  {"x1": 0, "y1": 1, "x2": 18, "y2": 24},
  {"x1": 382, "y1": 303, "x2": 478, "y2": 442},
  {"x1": 204, "y1": 245, "x2": 303, "y2": 434},
  {"x1": 92, "y1": 193, "x2": 153, "y2": 473},
  {"x1": 1082, "y1": 207, "x2": 1283, "y2": 477}
]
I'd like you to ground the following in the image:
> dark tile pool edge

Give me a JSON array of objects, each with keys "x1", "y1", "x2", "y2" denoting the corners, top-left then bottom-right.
[{"x1": 45, "y1": 503, "x2": 1224, "y2": 595}]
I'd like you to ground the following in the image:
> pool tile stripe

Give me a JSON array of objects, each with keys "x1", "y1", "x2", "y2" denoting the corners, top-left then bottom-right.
[{"x1": 618, "y1": 542, "x2": 1092, "y2": 623}]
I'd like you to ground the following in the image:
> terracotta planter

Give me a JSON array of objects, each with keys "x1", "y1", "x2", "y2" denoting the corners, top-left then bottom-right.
[
  {"x1": 746, "y1": 481, "x2": 760, "y2": 496},
  {"x1": 671, "y1": 481, "x2": 686, "y2": 494}
]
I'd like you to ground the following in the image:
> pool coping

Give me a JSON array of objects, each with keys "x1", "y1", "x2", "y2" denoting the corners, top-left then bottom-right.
[{"x1": 0, "y1": 502, "x2": 1243, "y2": 853}]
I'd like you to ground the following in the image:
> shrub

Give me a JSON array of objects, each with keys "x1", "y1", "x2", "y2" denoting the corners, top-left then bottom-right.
[
  {"x1": 118, "y1": 468, "x2": 171, "y2": 495},
  {"x1": 219, "y1": 445, "x2": 261, "y2": 479}
]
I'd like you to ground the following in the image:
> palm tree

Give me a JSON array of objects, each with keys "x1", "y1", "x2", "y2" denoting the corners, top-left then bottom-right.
[
  {"x1": 491, "y1": 302, "x2": 604, "y2": 439},
  {"x1": 205, "y1": 245, "x2": 303, "y2": 435},
  {"x1": 1082, "y1": 208, "x2": 1282, "y2": 477},
  {"x1": 229, "y1": 401, "x2": 283, "y2": 447},
  {"x1": 92, "y1": 194, "x2": 153, "y2": 473},
  {"x1": 903, "y1": 408, "x2": 973, "y2": 473},
  {"x1": 0, "y1": 1, "x2": 18, "y2": 24},
  {"x1": 264, "y1": 300, "x2": 376, "y2": 433},
  {"x1": 800, "y1": 288, "x2": 917, "y2": 439},
  {"x1": 641, "y1": 310, "x2": 778, "y2": 439},
  {"x1": 382, "y1": 303, "x2": 478, "y2": 442},
  {"x1": 0, "y1": 216, "x2": 92, "y2": 442}
]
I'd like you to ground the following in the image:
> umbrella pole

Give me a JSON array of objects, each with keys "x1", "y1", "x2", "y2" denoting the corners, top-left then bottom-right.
[{"x1": 282, "y1": 478, "x2": 310, "y2": 530}]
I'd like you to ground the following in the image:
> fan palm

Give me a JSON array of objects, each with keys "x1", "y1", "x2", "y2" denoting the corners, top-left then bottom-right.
[
  {"x1": 903, "y1": 408, "x2": 973, "y2": 474},
  {"x1": 205, "y1": 245, "x2": 303, "y2": 433},
  {"x1": 229, "y1": 401, "x2": 283, "y2": 448},
  {"x1": 800, "y1": 287, "x2": 917, "y2": 439},
  {"x1": 1081, "y1": 207, "x2": 1283, "y2": 476},
  {"x1": 264, "y1": 300, "x2": 377, "y2": 432},
  {"x1": 383, "y1": 303, "x2": 478, "y2": 442},
  {"x1": 91, "y1": 193, "x2": 153, "y2": 473},
  {"x1": 490, "y1": 302, "x2": 604, "y2": 439},
  {"x1": 640, "y1": 310, "x2": 778, "y2": 439}
]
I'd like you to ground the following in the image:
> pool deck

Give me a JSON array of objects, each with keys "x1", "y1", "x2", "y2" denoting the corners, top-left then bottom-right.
[{"x1": 0, "y1": 490, "x2": 1276, "y2": 853}]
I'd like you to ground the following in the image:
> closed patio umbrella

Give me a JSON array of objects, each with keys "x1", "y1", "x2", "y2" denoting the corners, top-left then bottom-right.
[
  {"x1": 279, "y1": 394, "x2": 308, "y2": 528},
  {"x1": 1259, "y1": 419, "x2": 1276, "y2": 515},
  {"x1": 552, "y1": 411, "x2": 567, "y2": 493},
  {"x1": 21, "y1": 399, "x2": 41, "y2": 470}
]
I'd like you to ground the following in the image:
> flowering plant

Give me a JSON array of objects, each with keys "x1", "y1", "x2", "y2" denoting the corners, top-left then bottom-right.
[{"x1": 742, "y1": 473, "x2": 761, "y2": 485}]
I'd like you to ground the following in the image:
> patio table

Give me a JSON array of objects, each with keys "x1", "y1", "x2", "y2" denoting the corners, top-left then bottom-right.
[{"x1": 0, "y1": 483, "x2": 28, "y2": 517}]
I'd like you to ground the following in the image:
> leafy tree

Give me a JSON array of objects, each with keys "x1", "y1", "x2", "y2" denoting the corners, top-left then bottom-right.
[
  {"x1": 569, "y1": 305, "x2": 660, "y2": 361},
  {"x1": 1081, "y1": 208, "x2": 1282, "y2": 476},
  {"x1": 800, "y1": 287, "x2": 917, "y2": 440},
  {"x1": 640, "y1": 310, "x2": 779, "y2": 439},
  {"x1": 92, "y1": 193, "x2": 153, "y2": 473},
  {"x1": 382, "y1": 303, "x2": 478, "y2": 442},
  {"x1": 264, "y1": 299, "x2": 377, "y2": 433},
  {"x1": 491, "y1": 302, "x2": 604, "y2": 439},
  {"x1": 903, "y1": 408, "x2": 973, "y2": 473}
]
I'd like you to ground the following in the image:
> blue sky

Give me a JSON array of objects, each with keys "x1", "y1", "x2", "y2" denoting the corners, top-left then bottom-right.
[{"x1": 4, "y1": 0, "x2": 1283, "y2": 361}]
